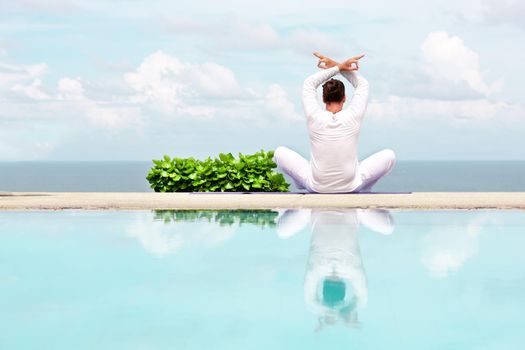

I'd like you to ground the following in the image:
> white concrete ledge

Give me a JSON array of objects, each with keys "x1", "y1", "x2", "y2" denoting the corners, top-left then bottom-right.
[{"x1": 1, "y1": 192, "x2": 524, "y2": 210}]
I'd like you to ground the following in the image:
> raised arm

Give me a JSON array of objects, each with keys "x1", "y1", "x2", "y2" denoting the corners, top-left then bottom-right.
[
  {"x1": 302, "y1": 66, "x2": 340, "y2": 118},
  {"x1": 313, "y1": 52, "x2": 368, "y2": 121},
  {"x1": 340, "y1": 70, "x2": 369, "y2": 122}
]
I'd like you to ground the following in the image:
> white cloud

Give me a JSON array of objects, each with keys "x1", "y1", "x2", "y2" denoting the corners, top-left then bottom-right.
[
  {"x1": 367, "y1": 31, "x2": 524, "y2": 123},
  {"x1": 124, "y1": 51, "x2": 242, "y2": 116},
  {"x1": 7, "y1": 0, "x2": 78, "y2": 12},
  {"x1": 1, "y1": 59, "x2": 142, "y2": 129},
  {"x1": 162, "y1": 16, "x2": 345, "y2": 56},
  {"x1": 0, "y1": 125, "x2": 59, "y2": 160},
  {"x1": 0, "y1": 61, "x2": 48, "y2": 87},
  {"x1": 123, "y1": 50, "x2": 301, "y2": 122},
  {"x1": 0, "y1": 40, "x2": 7, "y2": 57},
  {"x1": 161, "y1": 15, "x2": 207, "y2": 34},
  {"x1": 2, "y1": 50, "x2": 302, "y2": 136},
  {"x1": 55, "y1": 77, "x2": 142, "y2": 128},
  {"x1": 124, "y1": 51, "x2": 185, "y2": 114},
  {"x1": 12, "y1": 78, "x2": 50, "y2": 100},
  {"x1": 161, "y1": 16, "x2": 282, "y2": 51},
  {"x1": 368, "y1": 95, "x2": 524, "y2": 122},
  {"x1": 420, "y1": 31, "x2": 501, "y2": 96},
  {"x1": 0, "y1": 49, "x2": 303, "y2": 161},
  {"x1": 287, "y1": 29, "x2": 345, "y2": 57},
  {"x1": 482, "y1": 0, "x2": 525, "y2": 29},
  {"x1": 455, "y1": 0, "x2": 525, "y2": 29},
  {"x1": 57, "y1": 77, "x2": 84, "y2": 99},
  {"x1": 1, "y1": 60, "x2": 52, "y2": 101},
  {"x1": 264, "y1": 84, "x2": 303, "y2": 121},
  {"x1": 228, "y1": 17, "x2": 281, "y2": 49},
  {"x1": 190, "y1": 62, "x2": 241, "y2": 97}
]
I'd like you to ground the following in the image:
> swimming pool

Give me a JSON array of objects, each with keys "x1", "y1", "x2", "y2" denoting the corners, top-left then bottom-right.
[{"x1": 1, "y1": 209, "x2": 524, "y2": 349}]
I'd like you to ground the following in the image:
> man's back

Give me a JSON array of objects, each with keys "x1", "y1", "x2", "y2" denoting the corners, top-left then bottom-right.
[{"x1": 302, "y1": 66, "x2": 370, "y2": 193}]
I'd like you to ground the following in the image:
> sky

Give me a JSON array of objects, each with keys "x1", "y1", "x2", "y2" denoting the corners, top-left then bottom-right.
[{"x1": 0, "y1": 0, "x2": 524, "y2": 161}]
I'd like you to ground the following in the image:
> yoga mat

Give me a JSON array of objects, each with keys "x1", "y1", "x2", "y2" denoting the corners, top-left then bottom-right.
[{"x1": 190, "y1": 191, "x2": 412, "y2": 195}]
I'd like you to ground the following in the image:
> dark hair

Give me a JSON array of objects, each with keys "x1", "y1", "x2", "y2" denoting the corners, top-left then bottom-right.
[{"x1": 322, "y1": 79, "x2": 345, "y2": 103}]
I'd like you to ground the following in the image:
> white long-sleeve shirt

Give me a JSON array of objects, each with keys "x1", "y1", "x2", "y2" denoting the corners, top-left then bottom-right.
[{"x1": 302, "y1": 66, "x2": 369, "y2": 193}]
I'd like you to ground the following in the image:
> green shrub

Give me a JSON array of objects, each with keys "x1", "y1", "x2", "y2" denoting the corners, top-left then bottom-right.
[{"x1": 147, "y1": 150, "x2": 290, "y2": 192}]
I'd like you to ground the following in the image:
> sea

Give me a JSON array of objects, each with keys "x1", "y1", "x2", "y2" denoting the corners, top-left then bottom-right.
[{"x1": 0, "y1": 161, "x2": 524, "y2": 192}]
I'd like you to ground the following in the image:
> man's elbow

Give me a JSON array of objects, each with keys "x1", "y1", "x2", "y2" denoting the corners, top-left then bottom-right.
[
  {"x1": 357, "y1": 76, "x2": 370, "y2": 95},
  {"x1": 302, "y1": 80, "x2": 316, "y2": 98},
  {"x1": 359, "y1": 75, "x2": 369, "y2": 88},
  {"x1": 302, "y1": 77, "x2": 314, "y2": 91}
]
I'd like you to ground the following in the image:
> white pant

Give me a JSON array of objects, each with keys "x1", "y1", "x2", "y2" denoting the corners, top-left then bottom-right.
[{"x1": 274, "y1": 147, "x2": 396, "y2": 193}]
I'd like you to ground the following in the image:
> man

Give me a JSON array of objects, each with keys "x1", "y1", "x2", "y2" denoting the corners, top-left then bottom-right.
[{"x1": 274, "y1": 52, "x2": 396, "y2": 193}]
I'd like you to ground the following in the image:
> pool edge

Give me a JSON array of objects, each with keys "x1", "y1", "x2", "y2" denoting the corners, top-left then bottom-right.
[{"x1": 1, "y1": 192, "x2": 524, "y2": 210}]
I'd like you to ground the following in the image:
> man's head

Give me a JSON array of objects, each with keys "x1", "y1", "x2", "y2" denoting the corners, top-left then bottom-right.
[{"x1": 322, "y1": 79, "x2": 345, "y2": 104}]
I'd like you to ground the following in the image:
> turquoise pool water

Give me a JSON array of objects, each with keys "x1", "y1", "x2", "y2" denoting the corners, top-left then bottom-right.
[{"x1": 1, "y1": 210, "x2": 524, "y2": 349}]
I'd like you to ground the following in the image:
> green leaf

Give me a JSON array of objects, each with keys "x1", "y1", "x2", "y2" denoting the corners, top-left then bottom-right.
[{"x1": 219, "y1": 152, "x2": 234, "y2": 162}]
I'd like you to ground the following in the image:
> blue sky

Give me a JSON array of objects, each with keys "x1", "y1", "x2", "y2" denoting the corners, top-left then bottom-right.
[{"x1": 0, "y1": 0, "x2": 524, "y2": 160}]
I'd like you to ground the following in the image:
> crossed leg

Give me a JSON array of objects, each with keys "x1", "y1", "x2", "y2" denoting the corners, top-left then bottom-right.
[
  {"x1": 356, "y1": 149, "x2": 396, "y2": 192},
  {"x1": 273, "y1": 146, "x2": 311, "y2": 191}
]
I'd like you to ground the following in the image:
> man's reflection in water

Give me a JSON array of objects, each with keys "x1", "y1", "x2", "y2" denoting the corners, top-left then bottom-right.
[{"x1": 277, "y1": 209, "x2": 394, "y2": 330}]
